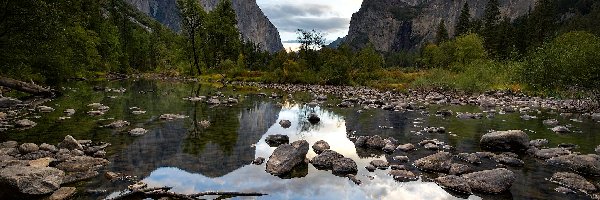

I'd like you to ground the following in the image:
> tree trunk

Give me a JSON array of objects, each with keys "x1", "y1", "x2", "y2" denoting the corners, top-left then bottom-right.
[
  {"x1": 190, "y1": 30, "x2": 201, "y2": 76},
  {"x1": 0, "y1": 76, "x2": 54, "y2": 97}
]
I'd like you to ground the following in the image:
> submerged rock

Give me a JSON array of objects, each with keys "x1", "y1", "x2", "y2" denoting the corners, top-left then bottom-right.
[
  {"x1": 128, "y1": 128, "x2": 148, "y2": 136},
  {"x1": 414, "y1": 151, "x2": 452, "y2": 173},
  {"x1": 449, "y1": 163, "x2": 472, "y2": 175},
  {"x1": 493, "y1": 154, "x2": 524, "y2": 167},
  {"x1": 103, "y1": 120, "x2": 129, "y2": 128},
  {"x1": 0, "y1": 166, "x2": 64, "y2": 195},
  {"x1": 312, "y1": 140, "x2": 330, "y2": 154},
  {"x1": 266, "y1": 140, "x2": 309, "y2": 176},
  {"x1": 435, "y1": 175, "x2": 472, "y2": 194},
  {"x1": 456, "y1": 153, "x2": 481, "y2": 164},
  {"x1": 462, "y1": 168, "x2": 516, "y2": 194},
  {"x1": 533, "y1": 148, "x2": 571, "y2": 159},
  {"x1": 265, "y1": 134, "x2": 289, "y2": 147},
  {"x1": 159, "y1": 114, "x2": 188, "y2": 120},
  {"x1": 480, "y1": 130, "x2": 529, "y2": 152},
  {"x1": 550, "y1": 172, "x2": 597, "y2": 193},
  {"x1": 547, "y1": 154, "x2": 600, "y2": 176}
]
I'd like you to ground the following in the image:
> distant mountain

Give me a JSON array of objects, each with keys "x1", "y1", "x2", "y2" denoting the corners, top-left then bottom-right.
[
  {"x1": 345, "y1": 0, "x2": 536, "y2": 52},
  {"x1": 326, "y1": 37, "x2": 346, "y2": 49},
  {"x1": 125, "y1": 0, "x2": 284, "y2": 52}
]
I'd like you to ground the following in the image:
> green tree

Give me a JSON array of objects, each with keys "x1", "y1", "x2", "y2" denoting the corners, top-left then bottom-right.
[
  {"x1": 206, "y1": 0, "x2": 241, "y2": 69},
  {"x1": 456, "y1": 2, "x2": 471, "y2": 36},
  {"x1": 436, "y1": 20, "x2": 449, "y2": 44},
  {"x1": 177, "y1": 0, "x2": 207, "y2": 75},
  {"x1": 296, "y1": 29, "x2": 326, "y2": 71},
  {"x1": 482, "y1": 0, "x2": 501, "y2": 57},
  {"x1": 453, "y1": 33, "x2": 487, "y2": 66}
]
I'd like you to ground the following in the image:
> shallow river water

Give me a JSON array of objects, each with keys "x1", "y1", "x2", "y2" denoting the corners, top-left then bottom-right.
[{"x1": 2, "y1": 79, "x2": 600, "y2": 200}]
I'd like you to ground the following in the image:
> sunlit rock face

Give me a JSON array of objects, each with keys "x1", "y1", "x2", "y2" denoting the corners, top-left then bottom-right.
[
  {"x1": 346, "y1": 0, "x2": 536, "y2": 52},
  {"x1": 125, "y1": 0, "x2": 284, "y2": 52},
  {"x1": 109, "y1": 102, "x2": 281, "y2": 178}
]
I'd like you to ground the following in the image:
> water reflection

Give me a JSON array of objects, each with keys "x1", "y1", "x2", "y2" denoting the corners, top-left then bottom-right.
[{"x1": 140, "y1": 102, "x2": 477, "y2": 200}]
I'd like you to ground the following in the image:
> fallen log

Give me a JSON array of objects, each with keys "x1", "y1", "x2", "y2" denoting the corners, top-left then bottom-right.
[
  {"x1": 106, "y1": 186, "x2": 266, "y2": 200},
  {"x1": 0, "y1": 76, "x2": 54, "y2": 97}
]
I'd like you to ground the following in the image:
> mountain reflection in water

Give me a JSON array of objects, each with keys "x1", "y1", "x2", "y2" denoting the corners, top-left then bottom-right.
[{"x1": 137, "y1": 103, "x2": 473, "y2": 200}]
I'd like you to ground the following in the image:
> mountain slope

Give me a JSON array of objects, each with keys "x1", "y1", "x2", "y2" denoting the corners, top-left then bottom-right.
[
  {"x1": 125, "y1": 0, "x2": 284, "y2": 52},
  {"x1": 346, "y1": 0, "x2": 536, "y2": 52}
]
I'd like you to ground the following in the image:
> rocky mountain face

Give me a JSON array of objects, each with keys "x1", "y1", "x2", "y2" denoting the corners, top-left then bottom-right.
[
  {"x1": 346, "y1": 0, "x2": 536, "y2": 52},
  {"x1": 125, "y1": 0, "x2": 284, "y2": 52}
]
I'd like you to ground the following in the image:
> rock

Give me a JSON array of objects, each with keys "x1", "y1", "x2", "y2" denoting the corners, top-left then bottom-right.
[
  {"x1": 307, "y1": 113, "x2": 320, "y2": 124},
  {"x1": 104, "y1": 171, "x2": 119, "y2": 181},
  {"x1": 252, "y1": 157, "x2": 265, "y2": 165},
  {"x1": 20, "y1": 150, "x2": 53, "y2": 160},
  {"x1": 493, "y1": 154, "x2": 524, "y2": 167},
  {"x1": 104, "y1": 120, "x2": 129, "y2": 128},
  {"x1": 55, "y1": 156, "x2": 110, "y2": 172},
  {"x1": 15, "y1": 119, "x2": 36, "y2": 128},
  {"x1": 414, "y1": 152, "x2": 452, "y2": 173},
  {"x1": 18, "y1": 143, "x2": 39, "y2": 154},
  {"x1": 207, "y1": 98, "x2": 220, "y2": 105},
  {"x1": 552, "y1": 126, "x2": 570, "y2": 133},
  {"x1": 354, "y1": 136, "x2": 368, "y2": 147},
  {"x1": 128, "y1": 182, "x2": 148, "y2": 191},
  {"x1": 393, "y1": 156, "x2": 410, "y2": 163},
  {"x1": 29, "y1": 157, "x2": 53, "y2": 168},
  {"x1": 347, "y1": 174, "x2": 361, "y2": 185},
  {"x1": 58, "y1": 135, "x2": 83, "y2": 150},
  {"x1": 547, "y1": 154, "x2": 600, "y2": 176},
  {"x1": 382, "y1": 143, "x2": 397, "y2": 153},
  {"x1": 332, "y1": 157, "x2": 358, "y2": 175},
  {"x1": 388, "y1": 170, "x2": 417, "y2": 181},
  {"x1": 312, "y1": 140, "x2": 330, "y2": 154},
  {"x1": 128, "y1": 128, "x2": 148, "y2": 136},
  {"x1": 457, "y1": 153, "x2": 481, "y2": 164},
  {"x1": 550, "y1": 172, "x2": 597, "y2": 193},
  {"x1": 0, "y1": 97, "x2": 22, "y2": 108},
  {"x1": 198, "y1": 120, "x2": 210, "y2": 129},
  {"x1": 0, "y1": 112, "x2": 6, "y2": 120},
  {"x1": 390, "y1": 165, "x2": 406, "y2": 170},
  {"x1": 311, "y1": 150, "x2": 344, "y2": 169},
  {"x1": 543, "y1": 119, "x2": 559, "y2": 126},
  {"x1": 64, "y1": 109, "x2": 76, "y2": 116},
  {"x1": 316, "y1": 95, "x2": 327, "y2": 101},
  {"x1": 396, "y1": 143, "x2": 415, "y2": 151},
  {"x1": 596, "y1": 145, "x2": 600, "y2": 154},
  {"x1": 449, "y1": 163, "x2": 472, "y2": 175},
  {"x1": 159, "y1": 114, "x2": 187, "y2": 120},
  {"x1": 370, "y1": 160, "x2": 389, "y2": 169},
  {"x1": 39, "y1": 143, "x2": 58, "y2": 153},
  {"x1": 62, "y1": 171, "x2": 99, "y2": 185},
  {"x1": 0, "y1": 166, "x2": 64, "y2": 195},
  {"x1": 266, "y1": 140, "x2": 309, "y2": 176},
  {"x1": 480, "y1": 130, "x2": 530, "y2": 152},
  {"x1": 366, "y1": 135, "x2": 385, "y2": 149},
  {"x1": 279, "y1": 120, "x2": 291, "y2": 128},
  {"x1": 533, "y1": 148, "x2": 571, "y2": 159},
  {"x1": 265, "y1": 134, "x2": 289, "y2": 147},
  {"x1": 530, "y1": 139, "x2": 549, "y2": 148},
  {"x1": 424, "y1": 143, "x2": 438, "y2": 150},
  {"x1": 131, "y1": 110, "x2": 146, "y2": 115},
  {"x1": 0, "y1": 141, "x2": 17, "y2": 148},
  {"x1": 93, "y1": 150, "x2": 106, "y2": 158},
  {"x1": 555, "y1": 186, "x2": 575, "y2": 194},
  {"x1": 365, "y1": 165, "x2": 376, "y2": 172},
  {"x1": 87, "y1": 110, "x2": 105, "y2": 116},
  {"x1": 47, "y1": 187, "x2": 76, "y2": 200},
  {"x1": 435, "y1": 175, "x2": 472, "y2": 194},
  {"x1": 38, "y1": 106, "x2": 55, "y2": 113},
  {"x1": 461, "y1": 168, "x2": 516, "y2": 194}
]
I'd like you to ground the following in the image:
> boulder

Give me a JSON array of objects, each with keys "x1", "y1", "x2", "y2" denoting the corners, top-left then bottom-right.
[
  {"x1": 279, "y1": 120, "x2": 291, "y2": 128},
  {"x1": 47, "y1": 187, "x2": 77, "y2": 200},
  {"x1": 493, "y1": 154, "x2": 524, "y2": 167},
  {"x1": 312, "y1": 140, "x2": 330, "y2": 154},
  {"x1": 39, "y1": 143, "x2": 58, "y2": 153},
  {"x1": 311, "y1": 150, "x2": 344, "y2": 169},
  {"x1": 58, "y1": 135, "x2": 83, "y2": 150},
  {"x1": 547, "y1": 154, "x2": 600, "y2": 176},
  {"x1": 266, "y1": 140, "x2": 309, "y2": 176},
  {"x1": 480, "y1": 130, "x2": 529, "y2": 152},
  {"x1": 128, "y1": 128, "x2": 148, "y2": 136},
  {"x1": 0, "y1": 141, "x2": 17, "y2": 148},
  {"x1": 354, "y1": 136, "x2": 368, "y2": 147},
  {"x1": 533, "y1": 148, "x2": 571, "y2": 159},
  {"x1": 435, "y1": 175, "x2": 472, "y2": 194},
  {"x1": 332, "y1": 158, "x2": 358, "y2": 175},
  {"x1": 449, "y1": 163, "x2": 472, "y2": 175},
  {"x1": 552, "y1": 126, "x2": 570, "y2": 133},
  {"x1": 456, "y1": 153, "x2": 481, "y2": 164},
  {"x1": 550, "y1": 172, "x2": 597, "y2": 193},
  {"x1": 55, "y1": 156, "x2": 109, "y2": 172},
  {"x1": 366, "y1": 135, "x2": 385, "y2": 149},
  {"x1": 414, "y1": 152, "x2": 452, "y2": 173},
  {"x1": 388, "y1": 170, "x2": 417, "y2": 181},
  {"x1": 0, "y1": 166, "x2": 64, "y2": 195},
  {"x1": 382, "y1": 143, "x2": 397, "y2": 153},
  {"x1": 265, "y1": 134, "x2": 290, "y2": 147},
  {"x1": 18, "y1": 143, "x2": 39, "y2": 154},
  {"x1": 370, "y1": 160, "x2": 390, "y2": 169},
  {"x1": 530, "y1": 139, "x2": 549, "y2": 148},
  {"x1": 396, "y1": 143, "x2": 415, "y2": 151},
  {"x1": 462, "y1": 168, "x2": 516, "y2": 194},
  {"x1": 15, "y1": 119, "x2": 36, "y2": 128}
]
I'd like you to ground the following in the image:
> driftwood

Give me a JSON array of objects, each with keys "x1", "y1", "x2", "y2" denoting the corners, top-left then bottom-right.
[
  {"x1": 107, "y1": 187, "x2": 266, "y2": 200},
  {"x1": 0, "y1": 76, "x2": 54, "y2": 97}
]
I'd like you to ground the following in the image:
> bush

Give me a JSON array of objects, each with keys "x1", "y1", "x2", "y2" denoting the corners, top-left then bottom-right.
[{"x1": 523, "y1": 31, "x2": 600, "y2": 92}]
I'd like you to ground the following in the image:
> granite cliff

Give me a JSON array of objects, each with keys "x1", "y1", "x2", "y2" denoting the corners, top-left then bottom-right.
[
  {"x1": 346, "y1": 0, "x2": 537, "y2": 52},
  {"x1": 125, "y1": 0, "x2": 284, "y2": 52}
]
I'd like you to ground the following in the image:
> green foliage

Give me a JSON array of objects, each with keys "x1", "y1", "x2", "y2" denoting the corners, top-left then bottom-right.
[
  {"x1": 455, "y1": 2, "x2": 471, "y2": 36},
  {"x1": 420, "y1": 33, "x2": 486, "y2": 69},
  {"x1": 206, "y1": 0, "x2": 242, "y2": 68},
  {"x1": 177, "y1": 0, "x2": 207, "y2": 75},
  {"x1": 523, "y1": 31, "x2": 600, "y2": 92},
  {"x1": 436, "y1": 20, "x2": 449, "y2": 44}
]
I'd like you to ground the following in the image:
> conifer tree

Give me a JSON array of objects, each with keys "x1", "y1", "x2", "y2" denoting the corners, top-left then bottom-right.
[
  {"x1": 456, "y1": 2, "x2": 471, "y2": 36},
  {"x1": 206, "y1": 0, "x2": 241, "y2": 68},
  {"x1": 436, "y1": 20, "x2": 449, "y2": 44}
]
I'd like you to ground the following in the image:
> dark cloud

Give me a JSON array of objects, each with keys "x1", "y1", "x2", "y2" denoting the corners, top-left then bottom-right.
[
  {"x1": 272, "y1": 17, "x2": 349, "y2": 33},
  {"x1": 262, "y1": 4, "x2": 334, "y2": 18}
]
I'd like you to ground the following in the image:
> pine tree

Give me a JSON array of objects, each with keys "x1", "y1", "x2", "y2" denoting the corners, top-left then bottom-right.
[
  {"x1": 436, "y1": 20, "x2": 449, "y2": 44},
  {"x1": 482, "y1": 0, "x2": 501, "y2": 57},
  {"x1": 206, "y1": 0, "x2": 241, "y2": 68},
  {"x1": 456, "y1": 2, "x2": 471, "y2": 36},
  {"x1": 176, "y1": 0, "x2": 207, "y2": 75}
]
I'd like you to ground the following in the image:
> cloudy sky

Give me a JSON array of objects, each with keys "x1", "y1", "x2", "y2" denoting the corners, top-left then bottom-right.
[{"x1": 256, "y1": 0, "x2": 363, "y2": 50}]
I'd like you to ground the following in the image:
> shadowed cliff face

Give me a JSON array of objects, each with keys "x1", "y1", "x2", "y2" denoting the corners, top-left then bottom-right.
[
  {"x1": 125, "y1": 0, "x2": 284, "y2": 52},
  {"x1": 109, "y1": 101, "x2": 281, "y2": 178},
  {"x1": 346, "y1": 0, "x2": 536, "y2": 52}
]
